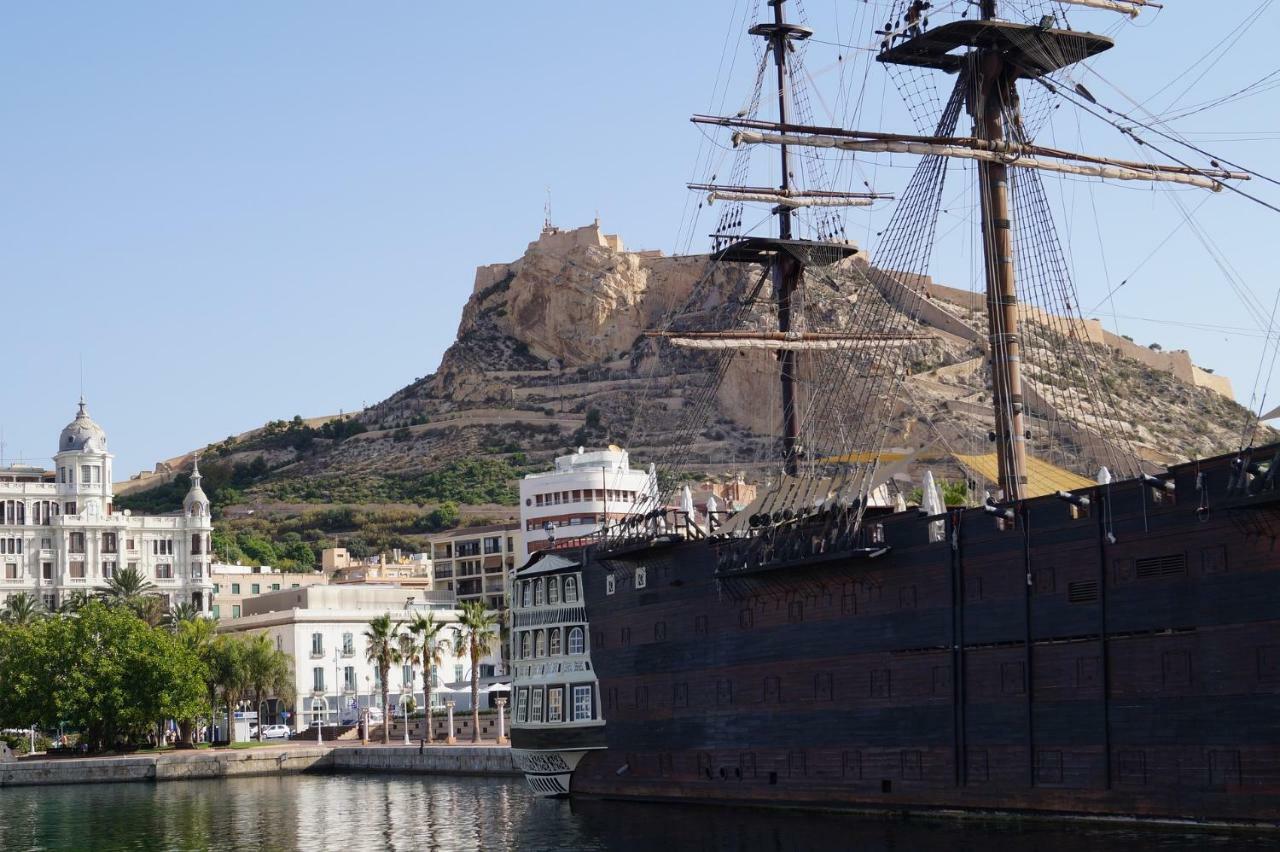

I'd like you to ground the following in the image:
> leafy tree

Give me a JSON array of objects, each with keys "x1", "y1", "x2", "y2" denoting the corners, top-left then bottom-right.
[
  {"x1": 452, "y1": 601, "x2": 499, "y2": 744},
  {"x1": 364, "y1": 614, "x2": 401, "y2": 744},
  {"x1": 212, "y1": 529, "x2": 246, "y2": 564},
  {"x1": 237, "y1": 533, "x2": 280, "y2": 567},
  {"x1": 282, "y1": 541, "x2": 316, "y2": 570},
  {"x1": 0, "y1": 602, "x2": 205, "y2": 751},
  {"x1": 407, "y1": 613, "x2": 448, "y2": 743},
  {"x1": 1, "y1": 592, "x2": 43, "y2": 625}
]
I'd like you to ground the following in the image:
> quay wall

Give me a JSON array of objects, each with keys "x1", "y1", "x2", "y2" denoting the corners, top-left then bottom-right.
[
  {"x1": 0, "y1": 745, "x2": 515, "y2": 788},
  {"x1": 329, "y1": 746, "x2": 520, "y2": 777}
]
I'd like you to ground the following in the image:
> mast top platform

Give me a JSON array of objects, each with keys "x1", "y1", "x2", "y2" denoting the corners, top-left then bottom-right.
[
  {"x1": 749, "y1": 21, "x2": 813, "y2": 41},
  {"x1": 877, "y1": 19, "x2": 1113, "y2": 78},
  {"x1": 713, "y1": 237, "x2": 861, "y2": 267}
]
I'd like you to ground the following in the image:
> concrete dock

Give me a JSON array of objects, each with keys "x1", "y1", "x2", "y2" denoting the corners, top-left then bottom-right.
[{"x1": 0, "y1": 743, "x2": 519, "y2": 788}]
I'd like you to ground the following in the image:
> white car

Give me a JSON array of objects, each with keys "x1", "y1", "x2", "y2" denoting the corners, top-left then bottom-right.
[{"x1": 260, "y1": 724, "x2": 291, "y2": 740}]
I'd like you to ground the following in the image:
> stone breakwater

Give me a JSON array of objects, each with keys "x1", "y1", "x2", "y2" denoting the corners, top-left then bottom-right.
[{"x1": 0, "y1": 745, "x2": 518, "y2": 788}]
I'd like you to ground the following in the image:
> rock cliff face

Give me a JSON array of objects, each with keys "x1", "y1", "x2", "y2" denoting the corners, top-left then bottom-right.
[{"x1": 133, "y1": 222, "x2": 1272, "y2": 509}]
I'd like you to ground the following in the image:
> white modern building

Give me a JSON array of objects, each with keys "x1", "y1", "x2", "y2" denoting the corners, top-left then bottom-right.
[
  {"x1": 218, "y1": 585, "x2": 503, "y2": 731},
  {"x1": 518, "y1": 446, "x2": 656, "y2": 561},
  {"x1": 0, "y1": 401, "x2": 214, "y2": 613}
]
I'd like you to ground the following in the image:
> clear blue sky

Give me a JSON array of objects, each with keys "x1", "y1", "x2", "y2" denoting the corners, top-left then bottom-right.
[{"x1": 1, "y1": 1, "x2": 1276, "y2": 477}]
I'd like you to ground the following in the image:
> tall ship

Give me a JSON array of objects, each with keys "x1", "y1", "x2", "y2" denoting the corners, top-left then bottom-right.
[{"x1": 512, "y1": 0, "x2": 1280, "y2": 825}]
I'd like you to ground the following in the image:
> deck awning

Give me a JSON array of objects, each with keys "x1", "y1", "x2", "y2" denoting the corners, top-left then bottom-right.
[{"x1": 953, "y1": 453, "x2": 1094, "y2": 498}]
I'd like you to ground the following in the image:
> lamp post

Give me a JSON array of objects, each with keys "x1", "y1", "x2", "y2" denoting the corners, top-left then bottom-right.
[
  {"x1": 495, "y1": 697, "x2": 508, "y2": 745},
  {"x1": 402, "y1": 693, "x2": 410, "y2": 745},
  {"x1": 445, "y1": 700, "x2": 456, "y2": 745}
]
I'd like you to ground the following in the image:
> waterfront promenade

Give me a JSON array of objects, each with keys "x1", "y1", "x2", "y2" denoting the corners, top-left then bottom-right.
[{"x1": 0, "y1": 742, "x2": 519, "y2": 788}]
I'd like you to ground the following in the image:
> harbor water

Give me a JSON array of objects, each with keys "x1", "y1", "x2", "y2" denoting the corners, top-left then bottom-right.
[{"x1": 0, "y1": 774, "x2": 1272, "y2": 851}]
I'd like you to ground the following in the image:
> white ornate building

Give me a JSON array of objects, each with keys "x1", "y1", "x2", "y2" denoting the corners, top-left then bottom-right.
[{"x1": 0, "y1": 400, "x2": 215, "y2": 613}]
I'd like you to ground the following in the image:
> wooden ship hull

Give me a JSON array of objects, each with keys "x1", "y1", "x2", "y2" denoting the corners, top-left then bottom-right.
[{"x1": 565, "y1": 447, "x2": 1280, "y2": 825}]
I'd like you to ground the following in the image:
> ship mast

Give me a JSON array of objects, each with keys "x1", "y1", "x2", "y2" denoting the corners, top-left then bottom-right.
[
  {"x1": 758, "y1": 0, "x2": 804, "y2": 476},
  {"x1": 975, "y1": 0, "x2": 1028, "y2": 502}
]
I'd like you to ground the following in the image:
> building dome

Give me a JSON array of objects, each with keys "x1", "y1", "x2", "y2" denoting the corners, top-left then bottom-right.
[
  {"x1": 183, "y1": 456, "x2": 210, "y2": 516},
  {"x1": 59, "y1": 399, "x2": 107, "y2": 453}
]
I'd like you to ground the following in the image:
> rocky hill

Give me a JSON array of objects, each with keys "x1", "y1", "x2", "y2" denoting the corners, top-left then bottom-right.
[{"x1": 118, "y1": 221, "x2": 1272, "y2": 561}]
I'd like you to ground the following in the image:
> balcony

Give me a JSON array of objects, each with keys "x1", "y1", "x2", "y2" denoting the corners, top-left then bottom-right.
[{"x1": 310, "y1": 650, "x2": 325, "y2": 660}]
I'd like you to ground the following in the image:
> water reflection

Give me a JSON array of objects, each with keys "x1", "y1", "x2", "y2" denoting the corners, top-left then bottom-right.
[{"x1": 0, "y1": 774, "x2": 1273, "y2": 851}]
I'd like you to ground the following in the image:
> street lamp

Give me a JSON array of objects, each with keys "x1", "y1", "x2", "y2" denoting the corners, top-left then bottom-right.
[{"x1": 402, "y1": 694, "x2": 410, "y2": 745}]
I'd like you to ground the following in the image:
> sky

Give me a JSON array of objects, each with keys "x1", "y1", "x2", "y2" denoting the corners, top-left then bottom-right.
[{"x1": 1, "y1": 1, "x2": 1277, "y2": 478}]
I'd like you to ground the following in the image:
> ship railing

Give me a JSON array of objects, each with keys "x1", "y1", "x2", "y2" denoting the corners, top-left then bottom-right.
[
  {"x1": 593, "y1": 508, "x2": 712, "y2": 555},
  {"x1": 713, "y1": 510, "x2": 888, "y2": 576}
]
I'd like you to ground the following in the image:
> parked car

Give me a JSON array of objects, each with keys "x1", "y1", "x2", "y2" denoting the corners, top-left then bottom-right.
[{"x1": 260, "y1": 724, "x2": 291, "y2": 740}]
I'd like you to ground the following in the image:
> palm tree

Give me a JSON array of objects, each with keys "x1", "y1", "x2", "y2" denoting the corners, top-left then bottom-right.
[
  {"x1": 178, "y1": 616, "x2": 220, "y2": 744},
  {"x1": 164, "y1": 601, "x2": 202, "y2": 629},
  {"x1": 395, "y1": 631, "x2": 420, "y2": 741},
  {"x1": 364, "y1": 614, "x2": 401, "y2": 744},
  {"x1": 58, "y1": 590, "x2": 91, "y2": 616},
  {"x1": 453, "y1": 601, "x2": 499, "y2": 743},
  {"x1": 134, "y1": 595, "x2": 168, "y2": 628},
  {"x1": 1, "y1": 592, "x2": 43, "y2": 625},
  {"x1": 244, "y1": 633, "x2": 293, "y2": 740},
  {"x1": 211, "y1": 636, "x2": 251, "y2": 744},
  {"x1": 408, "y1": 612, "x2": 448, "y2": 743},
  {"x1": 101, "y1": 565, "x2": 156, "y2": 604}
]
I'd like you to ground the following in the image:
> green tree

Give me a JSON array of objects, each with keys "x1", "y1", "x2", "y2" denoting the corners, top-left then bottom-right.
[
  {"x1": 452, "y1": 601, "x2": 499, "y2": 744},
  {"x1": 244, "y1": 634, "x2": 293, "y2": 740},
  {"x1": 1, "y1": 592, "x2": 43, "y2": 625},
  {"x1": 0, "y1": 602, "x2": 206, "y2": 751},
  {"x1": 58, "y1": 591, "x2": 92, "y2": 616},
  {"x1": 210, "y1": 636, "x2": 251, "y2": 744},
  {"x1": 101, "y1": 566, "x2": 156, "y2": 609},
  {"x1": 282, "y1": 541, "x2": 316, "y2": 570},
  {"x1": 176, "y1": 617, "x2": 220, "y2": 744},
  {"x1": 364, "y1": 614, "x2": 401, "y2": 744},
  {"x1": 164, "y1": 601, "x2": 203, "y2": 629},
  {"x1": 407, "y1": 612, "x2": 448, "y2": 743}
]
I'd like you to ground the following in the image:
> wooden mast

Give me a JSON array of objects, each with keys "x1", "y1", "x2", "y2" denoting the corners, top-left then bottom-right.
[
  {"x1": 976, "y1": 0, "x2": 1028, "y2": 502},
  {"x1": 762, "y1": 0, "x2": 803, "y2": 477}
]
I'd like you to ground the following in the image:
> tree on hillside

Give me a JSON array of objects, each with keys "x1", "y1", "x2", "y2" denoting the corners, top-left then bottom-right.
[
  {"x1": 408, "y1": 612, "x2": 448, "y2": 743},
  {"x1": 364, "y1": 614, "x2": 401, "y2": 744},
  {"x1": 453, "y1": 601, "x2": 499, "y2": 744}
]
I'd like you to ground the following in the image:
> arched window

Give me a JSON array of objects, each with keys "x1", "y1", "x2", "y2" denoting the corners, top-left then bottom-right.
[
  {"x1": 521, "y1": 582, "x2": 531, "y2": 608},
  {"x1": 533, "y1": 578, "x2": 544, "y2": 606},
  {"x1": 535, "y1": 630, "x2": 546, "y2": 658},
  {"x1": 564, "y1": 576, "x2": 579, "y2": 603},
  {"x1": 547, "y1": 577, "x2": 560, "y2": 605},
  {"x1": 520, "y1": 632, "x2": 531, "y2": 660},
  {"x1": 568, "y1": 627, "x2": 585, "y2": 655},
  {"x1": 549, "y1": 628, "x2": 562, "y2": 656}
]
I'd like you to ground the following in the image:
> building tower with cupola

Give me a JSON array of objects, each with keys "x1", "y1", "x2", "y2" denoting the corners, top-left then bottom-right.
[{"x1": 0, "y1": 400, "x2": 215, "y2": 614}]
